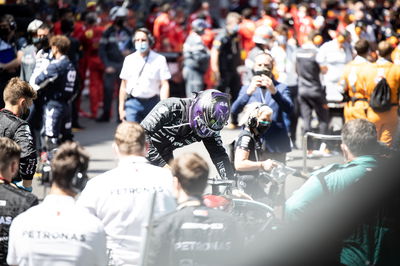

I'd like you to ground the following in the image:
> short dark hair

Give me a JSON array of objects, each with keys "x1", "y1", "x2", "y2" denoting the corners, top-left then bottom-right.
[
  {"x1": 4, "y1": 77, "x2": 37, "y2": 105},
  {"x1": 378, "y1": 40, "x2": 394, "y2": 58},
  {"x1": 341, "y1": 119, "x2": 378, "y2": 156},
  {"x1": 0, "y1": 137, "x2": 21, "y2": 173},
  {"x1": 171, "y1": 153, "x2": 209, "y2": 196},
  {"x1": 354, "y1": 39, "x2": 370, "y2": 55},
  {"x1": 51, "y1": 141, "x2": 89, "y2": 191}
]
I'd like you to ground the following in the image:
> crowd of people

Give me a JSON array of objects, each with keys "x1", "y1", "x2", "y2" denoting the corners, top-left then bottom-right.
[{"x1": 1, "y1": 0, "x2": 400, "y2": 265}]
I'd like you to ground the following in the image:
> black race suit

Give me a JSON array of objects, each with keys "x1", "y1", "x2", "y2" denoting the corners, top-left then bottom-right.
[
  {"x1": 0, "y1": 183, "x2": 38, "y2": 265},
  {"x1": 0, "y1": 109, "x2": 37, "y2": 182},
  {"x1": 141, "y1": 98, "x2": 234, "y2": 179},
  {"x1": 147, "y1": 198, "x2": 242, "y2": 266}
]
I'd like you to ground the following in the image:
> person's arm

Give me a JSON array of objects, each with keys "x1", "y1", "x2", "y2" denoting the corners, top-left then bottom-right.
[
  {"x1": 118, "y1": 79, "x2": 127, "y2": 121},
  {"x1": 14, "y1": 124, "x2": 37, "y2": 186},
  {"x1": 271, "y1": 83, "x2": 293, "y2": 114},
  {"x1": 159, "y1": 55, "x2": 171, "y2": 100},
  {"x1": 98, "y1": 30, "x2": 115, "y2": 73},
  {"x1": 234, "y1": 147, "x2": 275, "y2": 172},
  {"x1": 210, "y1": 38, "x2": 220, "y2": 82},
  {"x1": 35, "y1": 62, "x2": 59, "y2": 89},
  {"x1": 140, "y1": 99, "x2": 175, "y2": 133},
  {"x1": 159, "y1": 79, "x2": 170, "y2": 100},
  {"x1": 203, "y1": 135, "x2": 235, "y2": 179},
  {"x1": 2, "y1": 50, "x2": 23, "y2": 72}
]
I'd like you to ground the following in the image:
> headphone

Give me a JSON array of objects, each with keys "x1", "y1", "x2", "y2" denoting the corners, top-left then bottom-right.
[
  {"x1": 134, "y1": 27, "x2": 155, "y2": 47},
  {"x1": 247, "y1": 104, "x2": 268, "y2": 128},
  {"x1": 69, "y1": 162, "x2": 89, "y2": 194}
]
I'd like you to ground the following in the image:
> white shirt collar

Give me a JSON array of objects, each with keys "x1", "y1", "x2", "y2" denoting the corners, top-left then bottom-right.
[
  {"x1": 353, "y1": 55, "x2": 368, "y2": 63},
  {"x1": 118, "y1": 155, "x2": 149, "y2": 166}
]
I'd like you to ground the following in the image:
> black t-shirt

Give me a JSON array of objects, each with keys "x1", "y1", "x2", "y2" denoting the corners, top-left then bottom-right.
[
  {"x1": 0, "y1": 183, "x2": 38, "y2": 265},
  {"x1": 234, "y1": 129, "x2": 262, "y2": 177}
]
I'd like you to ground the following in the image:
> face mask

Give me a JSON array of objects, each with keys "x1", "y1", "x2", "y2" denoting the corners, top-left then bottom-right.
[
  {"x1": 115, "y1": 18, "x2": 124, "y2": 27},
  {"x1": 32, "y1": 37, "x2": 40, "y2": 44},
  {"x1": 0, "y1": 28, "x2": 10, "y2": 39},
  {"x1": 277, "y1": 35, "x2": 287, "y2": 45},
  {"x1": 230, "y1": 24, "x2": 239, "y2": 35},
  {"x1": 135, "y1": 41, "x2": 149, "y2": 53},
  {"x1": 37, "y1": 36, "x2": 49, "y2": 50},
  {"x1": 256, "y1": 121, "x2": 271, "y2": 135}
]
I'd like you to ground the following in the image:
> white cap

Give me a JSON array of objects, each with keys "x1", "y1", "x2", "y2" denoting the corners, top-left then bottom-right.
[
  {"x1": 27, "y1": 19, "x2": 43, "y2": 32},
  {"x1": 253, "y1": 26, "x2": 273, "y2": 45},
  {"x1": 109, "y1": 6, "x2": 128, "y2": 20}
]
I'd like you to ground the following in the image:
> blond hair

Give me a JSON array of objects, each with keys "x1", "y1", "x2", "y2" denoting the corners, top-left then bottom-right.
[
  {"x1": 3, "y1": 77, "x2": 37, "y2": 105},
  {"x1": 114, "y1": 122, "x2": 146, "y2": 155}
]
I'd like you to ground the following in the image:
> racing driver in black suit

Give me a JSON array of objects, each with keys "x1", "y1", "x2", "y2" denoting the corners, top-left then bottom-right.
[{"x1": 141, "y1": 89, "x2": 234, "y2": 179}]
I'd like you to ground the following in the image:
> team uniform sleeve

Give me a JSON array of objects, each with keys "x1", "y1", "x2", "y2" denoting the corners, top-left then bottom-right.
[
  {"x1": 140, "y1": 100, "x2": 174, "y2": 133},
  {"x1": 14, "y1": 124, "x2": 37, "y2": 180},
  {"x1": 34, "y1": 62, "x2": 59, "y2": 89},
  {"x1": 203, "y1": 135, "x2": 235, "y2": 179}
]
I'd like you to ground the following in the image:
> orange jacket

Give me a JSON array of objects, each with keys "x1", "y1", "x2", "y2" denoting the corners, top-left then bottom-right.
[
  {"x1": 341, "y1": 56, "x2": 370, "y2": 100},
  {"x1": 359, "y1": 59, "x2": 400, "y2": 105}
]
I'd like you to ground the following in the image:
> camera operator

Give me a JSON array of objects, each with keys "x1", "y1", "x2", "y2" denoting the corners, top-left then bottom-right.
[
  {"x1": 7, "y1": 141, "x2": 107, "y2": 266},
  {"x1": 0, "y1": 138, "x2": 38, "y2": 266},
  {"x1": 234, "y1": 103, "x2": 277, "y2": 201},
  {"x1": 147, "y1": 152, "x2": 242, "y2": 266},
  {"x1": 231, "y1": 52, "x2": 293, "y2": 163}
]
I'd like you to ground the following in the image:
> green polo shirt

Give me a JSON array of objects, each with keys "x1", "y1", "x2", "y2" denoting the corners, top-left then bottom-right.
[{"x1": 285, "y1": 155, "x2": 393, "y2": 265}]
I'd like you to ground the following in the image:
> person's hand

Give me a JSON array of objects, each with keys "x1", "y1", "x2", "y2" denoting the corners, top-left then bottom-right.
[
  {"x1": 262, "y1": 75, "x2": 277, "y2": 94},
  {"x1": 213, "y1": 70, "x2": 220, "y2": 84},
  {"x1": 231, "y1": 188, "x2": 253, "y2": 200},
  {"x1": 247, "y1": 75, "x2": 263, "y2": 95},
  {"x1": 261, "y1": 159, "x2": 277, "y2": 172},
  {"x1": 105, "y1": 66, "x2": 116, "y2": 74},
  {"x1": 119, "y1": 108, "x2": 126, "y2": 122}
]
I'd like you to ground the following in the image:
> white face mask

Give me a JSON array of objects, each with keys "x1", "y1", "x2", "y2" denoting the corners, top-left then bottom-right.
[{"x1": 135, "y1": 41, "x2": 149, "y2": 53}]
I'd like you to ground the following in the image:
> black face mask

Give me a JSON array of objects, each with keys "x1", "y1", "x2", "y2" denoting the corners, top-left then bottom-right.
[
  {"x1": 37, "y1": 36, "x2": 49, "y2": 50},
  {"x1": 0, "y1": 28, "x2": 10, "y2": 40},
  {"x1": 256, "y1": 121, "x2": 271, "y2": 136},
  {"x1": 115, "y1": 18, "x2": 125, "y2": 27}
]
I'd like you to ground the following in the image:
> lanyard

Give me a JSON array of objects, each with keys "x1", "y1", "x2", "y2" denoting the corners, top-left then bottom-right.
[{"x1": 127, "y1": 54, "x2": 150, "y2": 96}]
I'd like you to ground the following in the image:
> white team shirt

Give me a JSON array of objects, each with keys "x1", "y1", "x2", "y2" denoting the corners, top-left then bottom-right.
[
  {"x1": 7, "y1": 195, "x2": 107, "y2": 266},
  {"x1": 119, "y1": 50, "x2": 171, "y2": 99},
  {"x1": 77, "y1": 156, "x2": 176, "y2": 266}
]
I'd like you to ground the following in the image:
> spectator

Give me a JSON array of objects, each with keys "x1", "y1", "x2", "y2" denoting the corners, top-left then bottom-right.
[
  {"x1": 141, "y1": 89, "x2": 234, "y2": 179},
  {"x1": 232, "y1": 52, "x2": 293, "y2": 163},
  {"x1": 77, "y1": 122, "x2": 176, "y2": 265},
  {"x1": 316, "y1": 29, "x2": 353, "y2": 130},
  {"x1": 296, "y1": 31, "x2": 330, "y2": 153},
  {"x1": 7, "y1": 141, "x2": 107, "y2": 266},
  {"x1": 211, "y1": 12, "x2": 242, "y2": 128},
  {"x1": 79, "y1": 12, "x2": 105, "y2": 120},
  {"x1": 0, "y1": 14, "x2": 24, "y2": 108},
  {"x1": 118, "y1": 28, "x2": 171, "y2": 123},
  {"x1": 182, "y1": 19, "x2": 210, "y2": 97},
  {"x1": 271, "y1": 24, "x2": 299, "y2": 148},
  {"x1": 152, "y1": 3, "x2": 173, "y2": 52},
  {"x1": 285, "y1": 119, "x2": 387, "y2": 265},
  {"x1": 28, "y1": 23, "x2": 53, "y2": 154},
  {"x1": 0, "y1": 77, "x2": 37, "y2": 191},
  {"x1": 358, "y1": 41, "x2": 400, "y2": 146},
  {"x1": 234, "y1": 103, "x2": 277, "y2": 200},
  {"x1": 20, "y1": 19, "x2": 43, "y2": 82},
  {"x1": 0, "y1": 137, "x2": 38, "y2": 266},
  {"x1": 97, "y1": 7, "x2": 133, "y2": 122},
  {"x1": 341, "y1": 39, "x2": 371, "y2": 122},
  {"x1": 35, "y1": 35, "x2": 76, "y2": 152},
  {"x1": 147, "y1": 152, "x2": 242, "y2": 266}
]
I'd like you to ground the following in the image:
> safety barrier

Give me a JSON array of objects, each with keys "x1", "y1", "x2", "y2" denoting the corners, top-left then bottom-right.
[{"x1": 302, "y1": 132, "x2": 342, "y2": 173}]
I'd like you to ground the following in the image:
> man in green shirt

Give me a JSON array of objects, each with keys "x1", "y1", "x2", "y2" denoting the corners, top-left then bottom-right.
[{"x1": 285, "y1": 118, "x2": 394, "y2": 265}]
